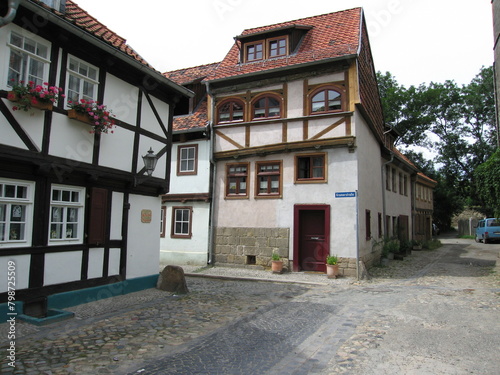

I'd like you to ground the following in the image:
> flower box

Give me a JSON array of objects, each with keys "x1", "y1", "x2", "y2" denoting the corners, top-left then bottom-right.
[
  {"x1": 67, "y1": 109, "x2": 94, "y2": 125},
  {"x1": 8, "y1": 91, "x2": 53, "y2": 111}
]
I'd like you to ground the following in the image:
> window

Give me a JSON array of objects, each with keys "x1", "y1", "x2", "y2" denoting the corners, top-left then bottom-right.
[
  {"x1": 365, "y1": 210, "x2": 371, "y2": 240},
  {"x1": 171, "y1": 207, "x2": 192, "y2": 238},
  {"x1": 268, "y1": 37, "x2": 287, "y2": 57},
  {"x1": 295, "y1": 153, "x2": 326, "y2": 182},
  {"x1": 243, "y1": 36, "x2": 289, "y2": 62},
  {"x1": 217, "y1": 99, "x2": 244, "y2": 123},
  {"x1": 399, "y1": 173, "x2": 403, "y2": 195},
  {"x1": 226, "y1": 163, "x2": 249, "y2": 198},
  {"x1": 160, "y1": 207, "x2": 166, "y2": 238},
  {"x1": 7, "y1": 31, "x2": 50, "y2": 86},
  {"x1": 256, "y1": 161, "x2": 282, "y2": 198},
  {"x1": 245, "y1": 41, "x2": 264, "y2": 62},
  {"x1": 403, "y1": 175, "x2": 408, "y2": 196},
  {"x1": 386, "y1": 165, "x2": 391, "y2": 190},
  {"x1": 392, "y1": 168, "x2": 397, "y2": 192},
  {"x1": 49, "y1": 185, "x2": 84, "y2": 244},
  {"x1": 0, "y1": 180, "x2": 33, "y2": 246},
  {"x1": 66, "y1": 56, "x2": 98, "y2": 104},
  {"x1": 310, "y1": 86, "x2": 343, "y2": 114},
  {"x1": 177, "y1": 145, "x2": 198, "y2": 175},
  {"x1": 252, "y1": 95, "x2": 281, "y2": 120},
  {"x1": 378, "y1": 213, "x2": 383, "y2": 238}
]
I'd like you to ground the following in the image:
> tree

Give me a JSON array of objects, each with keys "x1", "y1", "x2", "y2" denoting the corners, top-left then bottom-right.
[
  {"x1": 474, "y1": 149, "x2": 500, "y2": 217},
  {"x1": 377, "y1": 66, "x2": 497, "y2": 227}
]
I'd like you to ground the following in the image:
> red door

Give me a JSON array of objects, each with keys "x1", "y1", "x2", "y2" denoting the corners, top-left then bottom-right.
[{"x1": 294, "y1": 205, "x2": 330, "y2": 272}]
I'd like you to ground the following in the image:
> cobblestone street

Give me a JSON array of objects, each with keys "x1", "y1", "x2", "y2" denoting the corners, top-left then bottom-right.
[{"x1": 1, "y1": 236, "x2": 499, "y2": 374}]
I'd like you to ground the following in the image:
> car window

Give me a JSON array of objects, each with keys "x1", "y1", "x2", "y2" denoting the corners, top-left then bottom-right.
[{"x1": 487, "y1": 219, "x2": 500, "y2": 227}]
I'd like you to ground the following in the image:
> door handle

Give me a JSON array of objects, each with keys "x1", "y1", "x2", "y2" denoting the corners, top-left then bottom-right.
[{"x1": 311, "y1": 236, "x2": 320, "y2": 240}]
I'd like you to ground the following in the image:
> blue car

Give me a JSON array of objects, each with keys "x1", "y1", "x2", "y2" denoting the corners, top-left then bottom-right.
[{"x1": 475, "y1": 218, "x2": 500, "y2": 243}]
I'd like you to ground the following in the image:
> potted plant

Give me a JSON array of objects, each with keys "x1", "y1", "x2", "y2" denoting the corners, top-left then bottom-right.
[
  {"x1": 271, "y1": 252, "x2": 283, "y2": 274},
  {"x1": 326, "y1": 255, "x2": 339, "y2": 279},
  {"x1": 7, "y1": 80, "x2": 64, "y2": 112},
  {"x1": 67, "y1": 99, "x2": 116, "y2": 134}
]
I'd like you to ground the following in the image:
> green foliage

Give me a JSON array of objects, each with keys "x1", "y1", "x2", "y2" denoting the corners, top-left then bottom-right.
[
  {"x1": 377, "y1": 66, "x2": 497, "y2": 227},
  {"x1": 271, "y1": 252, "x2": 280, "y2": 261},
  {"x1": 326, "y1": 255, "x2": 338, "y2": 265},
  {"x1": 474, "y1": 149, "x2": 500, "y2": 217}
]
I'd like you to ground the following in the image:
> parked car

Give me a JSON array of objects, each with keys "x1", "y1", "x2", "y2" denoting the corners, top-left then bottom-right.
[{"x1": 475, "y1": 218, "x2": 500, "y2": 243}]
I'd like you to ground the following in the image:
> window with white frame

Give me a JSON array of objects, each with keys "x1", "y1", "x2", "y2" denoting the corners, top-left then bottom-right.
[
  {"x1": 177, "y1": 145, "x2": 198, "y2": 175},
  {"x1": 66, "y1": 56, "x2": 98, "y2": 104},
  {"x1": 171, "y1": 207, "x2": 192, "y2": 238},
  {"x1": 49, "y1": 185, "x2": 85, "y2": 243},
  {"x1": 160, "y1": 206, "x2": 166, "y2": 238},
  {"x1": 7, "y1": 31, "x2": 50, "y2": 87},
  {"x1": 0, "y1": 179, "x2": 34, "y2": 246}
]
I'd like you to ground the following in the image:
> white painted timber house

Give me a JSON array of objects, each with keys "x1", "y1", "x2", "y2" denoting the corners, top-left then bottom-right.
[{"x1": 0, "y1": 0, "x2": 191, "y2": 317}]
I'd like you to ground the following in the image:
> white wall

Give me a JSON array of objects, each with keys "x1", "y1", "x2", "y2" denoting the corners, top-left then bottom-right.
[
  {"x1": 126, "y1": 194, "x2": 161, "y2": 278},
  {"x1": 44, "y1": 251, "x2": 82, "y2": 286},
  {"x1": 0, "y1": 255, "x2": 30, "y2": 292},
  {"x1": 160, "y1": 201, "x2": 210, "y2": 266},
  {"x1": 169, "y1": 140, "x2": 211, "y2": 194}
]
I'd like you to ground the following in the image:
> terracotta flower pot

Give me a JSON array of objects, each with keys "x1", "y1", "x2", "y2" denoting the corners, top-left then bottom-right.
[
  {"x1": 326, "y1": 264, "x2": 339, "y2": 279},
  {"x1": 271, "y1": 260, "x2": 283, "y2": 274}
]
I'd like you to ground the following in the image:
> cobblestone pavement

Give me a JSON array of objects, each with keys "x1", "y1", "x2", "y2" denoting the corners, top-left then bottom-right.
[{"x1": 1, "y1": 235, "x2": 499, "y2": 374}]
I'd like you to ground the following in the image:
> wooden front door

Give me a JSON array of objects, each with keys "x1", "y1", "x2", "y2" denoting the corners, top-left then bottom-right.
[{"x1": 294, "y1": 205, "x2": 330, "y2": 272}]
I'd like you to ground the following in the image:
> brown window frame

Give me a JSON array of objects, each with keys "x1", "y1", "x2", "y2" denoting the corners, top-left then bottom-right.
[
  {"x1": 216, "y1": 98, "x2": 245, "y2": 124},
  {"x1": 365, "y1": 210, "x2": 371, "y2": 241},
  {"x1": 392, "y1": 168, "x2": 397, "y2": 192},
  {"x1": 225, "y1": 162, "x2": 250, "y2": 199},
  {"x1": 171, "y1": 206, "x2": 192, "y2": 239},
  {"x1": 267, "y1": 36, "x2": 288, "y2": 58},
  {"x1": 295, "y1": 153, "x2": 327, "y2": 183},
  {"x1": 245, "y1": 40, "x2": 264, "y2": 62},
  {"x1": 308, "y1": 84, "x2": 345, "y2": 115},
  {"x1": 251, "y1": 94, "x2": 282, "y2": 120},
  {"x1": 177, "y1": 144, "x2": 198, "y2": 176},
  {"x1": 255, "y1": 161, "x2": 282, "y2": 199}
]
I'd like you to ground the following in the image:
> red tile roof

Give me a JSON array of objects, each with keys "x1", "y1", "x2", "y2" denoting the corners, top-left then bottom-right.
[
  {"x1": 173, "y1": 100, "x2": 208, "y2": 132},
  {"x1": 165, "y1": 63, "x2": 220, "y2": 86},
  {"x1": 206, "y1": 8, "x2": 361, "y2": 81},
  {"x1": 31, "y1": 0, "x2": 153, "y2": 69}
]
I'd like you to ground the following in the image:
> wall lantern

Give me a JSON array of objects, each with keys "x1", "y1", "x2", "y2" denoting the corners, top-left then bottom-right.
[
  {"x1": 134, "y1": 147, "x2": 159, "y2": 187},
  {"x1": 142, "y1": 147, "x2": 158, "y2": 176}
]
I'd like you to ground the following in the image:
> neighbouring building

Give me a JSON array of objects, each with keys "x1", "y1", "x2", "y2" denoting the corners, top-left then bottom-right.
[
  {"x1": 160, "y1": 63, "x2": 218, "y2": 266},
  {"x1": 200, "y1": 8, "x2": 428, "y2": 276},
  {"x1": 0, "y1": 0, "x2": 191, "y2": 317}
]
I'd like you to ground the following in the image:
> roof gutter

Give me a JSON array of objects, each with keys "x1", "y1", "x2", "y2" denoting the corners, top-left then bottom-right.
[
  {"x1": 0, "y1": 0, "x2": 20, "y2": 27},
  {"x1": 20, "y1": 0, "x2": 193, "y2": 98},
  {"x1": 207, "y1": 53, "x2": 357, "y2": 85}
]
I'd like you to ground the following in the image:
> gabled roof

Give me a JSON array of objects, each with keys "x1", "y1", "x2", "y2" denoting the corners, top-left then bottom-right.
[
  {"x1": 23, "y1": 1, "x2": 192, "y2": 98},
  {"x1": 206, "y1": 8, "x2": 362, "y2": 82},
  {"x1": 30, "y1": 0, "x2": 152, "y2": 68},
  {"x1": 165, "y1": 62, "x2": 220, "y2": 86}
]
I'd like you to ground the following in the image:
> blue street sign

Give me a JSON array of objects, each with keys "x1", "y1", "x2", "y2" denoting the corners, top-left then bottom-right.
[{"x1": 335, "y1": 191, "x2": 356, "y2": 198}]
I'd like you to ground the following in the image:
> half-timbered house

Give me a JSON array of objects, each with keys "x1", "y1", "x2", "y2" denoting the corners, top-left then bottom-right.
[
  {"x1": 0, "y1": 0, "x2": 191, "y2": 316},
  {"x1": 204, "y1": 8, "x2": 419, "y2": 276}
]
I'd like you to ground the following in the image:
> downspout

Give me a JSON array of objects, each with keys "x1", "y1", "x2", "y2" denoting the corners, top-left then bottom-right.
[
  {"x1": 0, "y1": 0, "x2": 20, "y2": 27},
  {"x1": 206, "y1": 82, "x2": 216, "y2": 265}
]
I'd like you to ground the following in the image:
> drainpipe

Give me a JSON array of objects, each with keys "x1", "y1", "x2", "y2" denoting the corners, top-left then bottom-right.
[
  {"x1": 205, "y1": 82, "x2": 216, "y2": 265},
  {"x1": 0, "y1": 0, "x2": 20, "y2": 27}
]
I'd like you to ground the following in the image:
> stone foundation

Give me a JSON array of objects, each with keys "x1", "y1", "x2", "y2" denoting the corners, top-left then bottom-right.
[{"x1": 214, "y1": 227, "x2": 290, "y2": 270}]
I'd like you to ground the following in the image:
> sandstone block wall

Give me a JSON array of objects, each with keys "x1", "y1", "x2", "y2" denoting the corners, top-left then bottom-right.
[{"x1": 214, "y1": 227, "x2": 290, "y2": 268}]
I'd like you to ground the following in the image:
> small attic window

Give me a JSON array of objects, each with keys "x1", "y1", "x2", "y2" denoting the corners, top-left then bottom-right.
[{"x1": 39, "y1": 0, "x2": 66, "y2": 13}]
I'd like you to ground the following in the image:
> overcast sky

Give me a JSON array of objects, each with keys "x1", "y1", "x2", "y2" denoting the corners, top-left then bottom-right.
[{"x1": 74, "y1": 0, "x2": 493, "y2": 88}]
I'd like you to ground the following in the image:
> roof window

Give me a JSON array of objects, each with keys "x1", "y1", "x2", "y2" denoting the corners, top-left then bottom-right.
[{"x1": 38, "y1": 0, "x2": 66, "y2": 13}]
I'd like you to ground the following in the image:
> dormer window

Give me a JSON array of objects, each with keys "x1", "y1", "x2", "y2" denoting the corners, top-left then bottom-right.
[
  {"x1": 243, "y1": 36, "x2": 289, "y2": 63},
  {"x1": 246, "y1": 42, "x2": 264, "y2": 62},
  {"x1": 268, "y1": 37, "x2": 287, "y2": 58}
]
